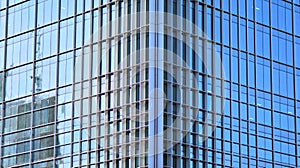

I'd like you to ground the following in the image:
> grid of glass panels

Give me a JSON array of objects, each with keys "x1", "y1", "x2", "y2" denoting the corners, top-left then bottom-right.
[
  {"x1": 0, "y1": 0, "x2": 149, "y2": 167},
  {"x1": 161, "y1": 0, "x2": 300, "y2": 167}
]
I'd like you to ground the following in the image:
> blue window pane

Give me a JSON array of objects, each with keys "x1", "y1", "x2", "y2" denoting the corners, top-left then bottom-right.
[
  {"x1": 223, "y1": 47, "x2": 230, "y2": 81},
  {"x1": 215, "y1": 10, "x2": 221, "y2": 43},
  {"x1": 248, "y1": 0, "x2": 254, "y2": 20},
  {"x1": 256, "y1": 57, "x2": 270, "y2": 92},
  {"x1": 60, "y1": 18, "x2": 74, "y2": 52},
  {"x1": 240, "y1": 53, "x2": 247, "y2": 85},
  {"x1": 37, "y1": 0, "x2": 58, "y2": 26},
  {"x1": 296, "y1": 6, "x2": 300, "y2": 36},
  {"x1": 223, "y1": 13, "x2": 230, "y2": 46},
  {"x1": 206, "y1": 8, "x2": 212, "y2": 40},
  {"x1": 248, "y1": 21, "x2": 255, "y2": 54},
  {"x1": 8, "y1": 0, "x2": 35, "y2": 36},
  {"x1": 0, "y1": 42, "x2": 4, "y2": 71},
  {"x1": 240, "y1": 0, "x2": 246, "y2": 17},
  {"x1": 231, "y1": 50, "x2": 239, "y2": 83},
  {"x1": 231, "y1": 0, "x2": 238, "y2": 15},
  {"x1": 215, "y1": 0, "x2": 221, "y2": 9},
  {"x1": 232, "y1": 16, "x2": 238, "y2": 49},
  {"x1": 272, "y1": 3, "x2": 278, "y2": 28},
  {"x1": 297, "y1": 70, "x2": 300, "y2": 100},
  {"x1": 248, "y1": 55, "x2": 255, "y2": 87},
  {"x1": 6, "y1": 32, "x2": 34, "y2": 68},
  {"x1": 223, "y1": 0, "x2": 229, "y2": 12},
  {"x1": 296, "y1": 38, "x2": 300, "y2": 68},
  {"x1": 61, "y1": 0, "x2": 75, "y2": 19},
  {"x1": 240, "y1": 19, "x2": 247, "y2": 51},
  {"x1": 0, "y1": 11, "x2": 5, "y2": 40},
  {"x1": 256, "y1": 25, "x2": 270, "y2": 58}
]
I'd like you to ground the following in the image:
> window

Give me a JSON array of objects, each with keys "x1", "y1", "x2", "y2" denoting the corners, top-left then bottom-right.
[
  {"x1": 7, "y1": 0, "x2": 35, "y2": 36},
  {"x1": 272, "y1": 30, "x2": 293, "y2": 66},
  {"x1": 231, "y1": 0, "x2": 238, "y2": 15},
  {"x1": 240, "y1": 19, "x2": 247, "y2": 51},
  {"x1": 0, "y1": 41, "x2": 4, "y2": 71},
  {"x1": 256, "y1": 57, "x2": 270, "y2": 92},
  {"x1": 198, "y1": 5, "x2": 204, "y2": 34},
  {"x1": 4, "y1": 113, "x2": 31, "y2": 133},
  {"x1": 60, "y1": 0, "x2": 75, "y2": 19},
  {"x1": 5, "y1": 64, "x2": 33, "y2": 100},
  {"x1": 232, "y1": 16, "x2": 238, "y2": 49},
  {"x1": 36, "y1": 24, "x2": 58, "y2": 60},
  {"x1": 75, "y1": 15, "x2": 83, "y2": 48},
  {"x1": 59, "y1": 52, "x2": 73, "y2": 87},
  {"x1": 60, "y1": 18, "x2": 74, "y2": 52},
  {"x1": 248, "y1": 21, "x2": 255, "y2": 54},
  {"x1": 296, "y1": 37, "x2": 300, "y2": 68},
  {"x1": 248, "y1": 54, "x2": 255, "y2": 87},
  {"x1": 272, "y1": 0, "x2": 292, "y2": 33},
  {"x1": 215, "y1": 10, "x2": 221, "y2": 43},
  {"x1": 296, "y1": 6, "x2": 300, "y2": 36},
  {"x1": 273, "y1": 63, "x2": 294, "y2": 98},
  {"x1": 274, "y1": 112, "x2": 295, "y2": 131},
  {"x1": 223, "y1": 0, "x2": 229, "y2": 12},
  {"x1": 6, "y1": 31, "x2": 34, "y2": 68},
  {"x1": 206, "y1": 8, "x2": 212, "y2": 40},
  {"x1": 223, "y1": 13, "x2": 230, "y2": 46},
  {"x1": 223, "y1": 47, "x2": 230, "y2": 81},
  {"x1": 231, "y1": 50, "x2": 239, "y2": 83},
  {"x1": 257, "y1": 108, "x2": 271, "y2": 126},
  {"x1": 0, "y1": 10, "x2": 5, "y2": 40},
  {"x1": 239, "y1": 0, "x2": 246, "y2": 17},
  {"x1": 35, "y1": 57, "x2": 57, "y2": 92},
  {"x1": 240, "y1": 52, "x2": 247, "y2": 85},
  {"x1": 273, "y1": 95, "x2": 294, "y2": 115},
  {"x1": 101, "y1": 7, "x2": 108, "y2": 39},
  {"x1": 256, "y1": 0, "x2": 269, "y2": 25},
  {"x1": 248, "y1": 0, "x2": 254, "y2": 20},
  {"x1": 84, "y1": 12, "x2": 91, "y2": 43},
  {"x1": 256, "y1": 24, "x2": 270, "y2": 58},
  {"x1": 297, "y1": 70, "x2": 300, "y2": 100},
  {"x1": 37, "y1": 0, "x2": 59, "y2": 26},
  {"x1": 0, "y1": 1, "x2": 5, "y2": 9}
]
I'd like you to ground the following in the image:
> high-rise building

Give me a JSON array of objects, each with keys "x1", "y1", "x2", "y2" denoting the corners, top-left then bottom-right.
[{"x1": 1, "y1": 0, "x2": 300, "y2": 167}]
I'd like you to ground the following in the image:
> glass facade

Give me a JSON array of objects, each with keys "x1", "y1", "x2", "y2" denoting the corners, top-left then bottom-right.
[{"x1": 0, "y1": 0, "x2": 299, "y2": 168}]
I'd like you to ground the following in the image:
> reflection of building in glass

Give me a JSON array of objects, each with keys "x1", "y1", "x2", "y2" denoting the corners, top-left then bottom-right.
[{"x1": 0, "y1": 0, "x2": 300, "y2": 167}]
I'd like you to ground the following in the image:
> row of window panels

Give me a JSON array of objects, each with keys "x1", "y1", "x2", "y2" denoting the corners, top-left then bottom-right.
[
  {"x1": 162, "y1": 42, "x2": 300, "y2": 98},
  {"x1": 1, "y1": 90, "x2": 299, "y2": 128},
  {"x1": 1, "y1": 133, "x2": 144, "y2": 157},
  {"x1": 165, "y1": 145, "x2": 296, "y2": 167},
  {"x1": 1, "y1": 120, "x2": 148, "y2": 146},
  {"x1": 163, "y1": 118, "x2": 296, "y2": 144},
  {"x1": 1, "y1": 152, "x2": 102, "y2": 168},
  {"x1": 0, "y1": 134, "x2": 298, "y2": 167},
  {"x1": 0, "y1": 60, "x2": 150, "y2": 103},
  {"x1": 165, "y1": 153, "x2": 295, "y2": 168},
  {"x1": 1, "y1": 6, "x2": 300, "y2": 70},
  {"x1": 2, "y1": 155, "x2": 147, "y2": 168},
  {"x1": 200, "y1": 0, "x2": 300, "y2": 28},
  {"x1": 0, "y1": 0, "x2": 147, "y2": 41},
  {"x1": 0, "y1": 22, "x2": 149, "y2": 73},
  {"x1": 1, "y1": 0, "x2": 300, "y2": 41},
  {"x1": 2, "y1": 64, "x2": 299, "y2": 109},
  {"x1": 0, "y1": 0, "x2": 120, "y2": 10},
  {"x1": 0, "y1": 35, "x2": 299, "y2": 86},
  {"x1": 2, "y1": 137, "x2": 149, "y2": 163},
  {"x1": 180, "y1": 1, "x2": 300, "y2": 41}
]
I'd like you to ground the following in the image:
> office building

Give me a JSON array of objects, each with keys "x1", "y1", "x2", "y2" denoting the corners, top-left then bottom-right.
[{"x1": 0, "y1": 0, "x2": 300, "y2": 167}]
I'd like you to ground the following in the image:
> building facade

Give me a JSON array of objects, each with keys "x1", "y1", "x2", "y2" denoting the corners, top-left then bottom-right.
[{"x1": 0, "y1": 0, "x2": 300, "y2": 168}]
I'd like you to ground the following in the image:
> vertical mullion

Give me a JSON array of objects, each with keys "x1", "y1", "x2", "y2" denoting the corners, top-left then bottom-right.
[{"x1": 29, "y1": 0, "x2": 38, "y2": 166}]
